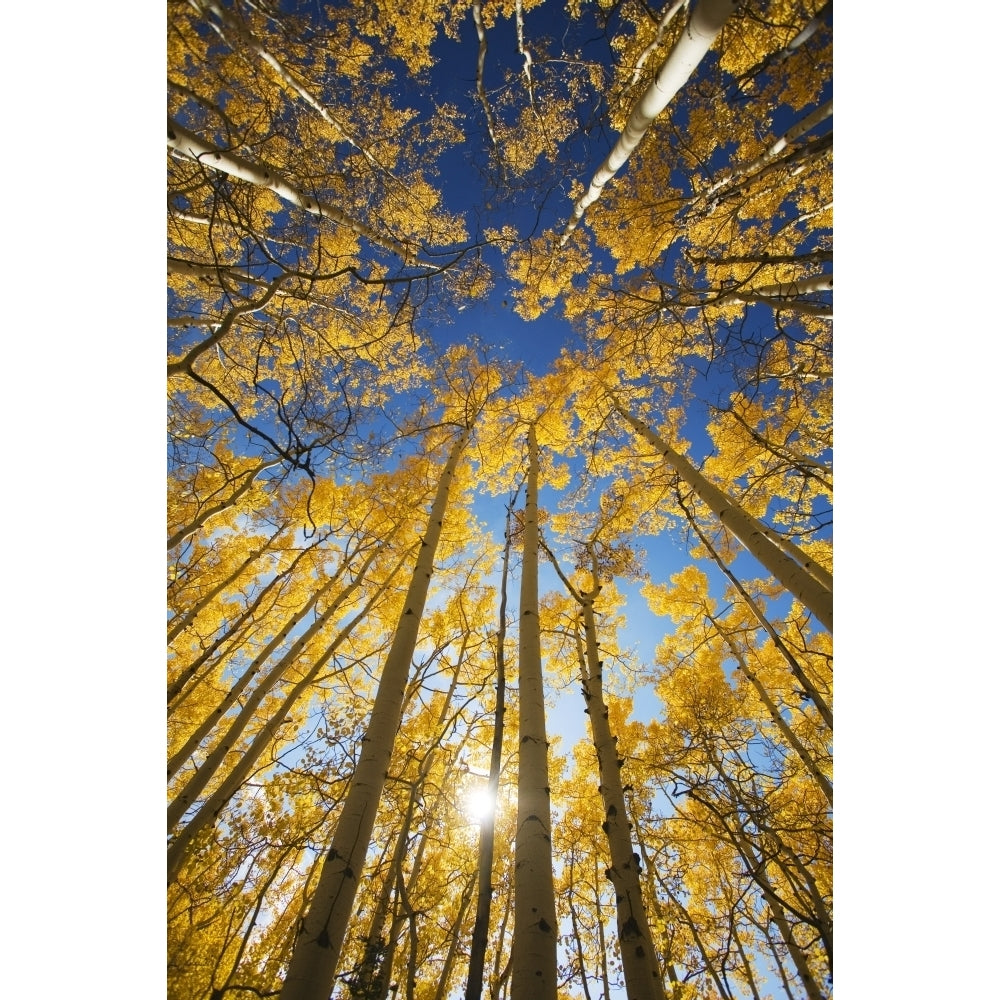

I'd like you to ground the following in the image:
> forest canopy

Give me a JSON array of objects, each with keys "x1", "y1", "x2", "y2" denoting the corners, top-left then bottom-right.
[{"x1": 167, "y1": 1, "x2": 832, "y2": 998}]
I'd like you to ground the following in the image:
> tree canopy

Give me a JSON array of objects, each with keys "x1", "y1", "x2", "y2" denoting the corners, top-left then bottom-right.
[{"x1": 167, "y1": 1, "x2": 832, "y2": 998}]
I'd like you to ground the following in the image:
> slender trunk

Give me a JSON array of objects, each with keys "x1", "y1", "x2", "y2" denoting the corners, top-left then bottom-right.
[
  {"x1": 433, "y1": 875, "x2": 476, "y2": 1000},
  {"x1": 759, "y1": 914, "x2": 799, "y2": 1000},
  {"x1": 735, "y1": 1, "x2": 831, "y2": 86},
  {"x1": 768, "y1": 905, "x2": 825, "y2": 1000},
  {"x1": 167, "y1": 457, "x2": 281, "y2": 549},
  {"x1": 166, "y1": 570, "x2": 387, "y2": 883},
  {"x1": 577, "y1": 615, "x2": 665, "y2": 1000},
  {"x1": 707, "y1": 133, "x2": 832, "y2": 217},
  {"x1": 190, "y1": 0, "x2": 406, "y2": 191},
  {"x1": 561, "y1": 0, "x2": 738, "y2": 243},
  {"x1": 167, "y1": 521, "x2": 286, "y2": 644},
  {"x1": 278, "y1": 428, "x2": 472, "y2": 1000},
  {"x1": 687, "y1": 248, "x2": 832, "y2": 268},
  {"x1": 594, "y1": 870, "x2": 612, "y2": 1000},
  {"x1": 167, "y1": 119, "x2": 416, "y2": 264},
  {"x1": 565, "y1": 598, "x2": 663, "y2": 1000},
  {"x1": 351, "y1": 788, "x2": 420, "y2": 1000},
  {"x1": 565, "y1": 860, "x2": 593, "y2": 1000},
  {"x1": 735, "y1": 272, "x2": 832, "y2": 301},
  {"x1": 510, "y1": 425, "x2": 558, "y2": 1000},
  {"x1": 626, "y1": 0, "x2": 689, "y2": 88},
  {"x1": 609, "y1": 392, "x2": 832, "y2": 630},
  {"x1": 726, "y1": 270, "x2": 832, "y2": 318},
  {"x1": 705, "y1": 100, "x2": 832, "y2": 199},
  {"x1": 709, "y1": 608, "x2": 832, "y2": 804},
  {"x1": 631, "y1": 814, "x2": 684, "y2": 997},
  {"x1": 678, "y1": 494, "x2": 832, "y2": 729},
  {"x1": 471, "y1": 2, "x2": 504, "y2": 173},
  {"x1": 658, "y1": 880, "x2": 733, "y2": 1000},
  {"x1": 168, "y1": 542, "x2": 384, "y2": 787},
  {"x1": 490, "y1": 888, "x2": 513, "y2": 1000},
  {"x1": 731, "y1": 919, "x2": 762, "y2": 1000},
  {"x1": 466, "y1": 497, "x2": 515, "y2": 1000},
  {"x1": 168, "y1": 539, "x2": 322, "y2": 710}
]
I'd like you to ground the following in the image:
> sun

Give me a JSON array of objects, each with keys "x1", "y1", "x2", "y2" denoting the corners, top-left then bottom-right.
[{"x1": 463, "y1": 786, "x2": 495, "y2": 822}]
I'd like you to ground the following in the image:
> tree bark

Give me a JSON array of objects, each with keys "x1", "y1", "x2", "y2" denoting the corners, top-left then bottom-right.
[
  {"x1": 278, "y1": 427, "x2": 471, "y2": 1000},
  {"x1": 543, "y1": 538, "x2": 666, "y2": 1000},
  {"x1": 705, "y1": 100, "x2": 832, "y2": 200},
  {"x1": 676, "y1": 489, "x2": 832, "y2": 728},
  {"x1": 576, "y1": 605, "x2": 666, "y2": 1000},
  {"x1": 168, "y1": 543, "x2": 377, "y2": 787},
  {"x1": 167, "y1": 118, "x2": 417, "y2": 264},
  {"x1": 561, "y1": 0, "x2": 739, "y2": 244},
  {"x1": 466, "y1": 497, "x2": 515, "y2": 1000},
  {"x1": 510, "y1": 424, "x2": 558, "y2": 1000},
  {"x1": 167, "y1": 537, "x2": 326, "y2": 710},
  {"x1": 608, "y1": 391, "x2": 832, "y2": 630},
  {"x1": 167, "y1": 521, "x2": 285, "y2": 644},
  {"x1": 167, "y1": 457, "x2": 281, "y2": 549},
  {"x1": 166, "y1": 558, "x2": 391, "y2": 884}
]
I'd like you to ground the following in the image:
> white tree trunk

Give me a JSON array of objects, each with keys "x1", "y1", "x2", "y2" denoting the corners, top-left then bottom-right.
[
  {"x1": 510, "y1": 426, "x2": 558, "y2": 1000},
  {"x1": 167, "y1": 457, "x2": 280, "y2": 549},
  {"x1": 627, "y1": 0, "x2": 690, "y2": 89},
  {"x1": 189, "y1": 0, "x2": 402, "y2": 189},
  {"x1": 168, "y1": 568, "x2": 343, "y2": 783},
  {"x1": 511, "y1": 424, "x2": 558, "y2": 1000},
  {"x1": 278, "y1": 427, "x2": 471, "y2": 1000},
  {"x1": 167, "y1": 118, "x2": 417, "y2": 264},
  {"x1": 560, "y1": 0, "x2": 738, "y2": 244},
  {"x1": 609, "y1": 394, "x2": 833, "y2": 630},
  {"x1": 739, "y1": 272, "x2": 832, "y2": 300},
  {"x1": 167, "y1": 521, "x2": 285, "y2": 644},
  {"x1": 166, "y1": 579, "x2": 379, "y2": 885},
  {"x1": 577, "y1": 603, "x2": 667, "y2": 1000},
  {"x1": 727, "y1": 272, "x2": 833, "y2": 317},
  {"x1": 705, "y1": 99, "x2": 832, "y2": 199},
  {"x1": 167, "y1": 549, "x2": 381, "y2": 812}
]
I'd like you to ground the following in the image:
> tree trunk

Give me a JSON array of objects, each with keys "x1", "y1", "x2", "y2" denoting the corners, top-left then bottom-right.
[
  {"x1": 166, "y1": 563, "x2": 389, "y2": 884},
  {"x1": 561, "y1": 0, "x2": 738, "y2": 243},
  {"x1": 167, "y1": 457, "x2": 281, "y2": 549},
  {"x1": 609, "y1": 391, "x2": 833, "y2": 630},
  {"x1": 677, "y1": 492, "x2": 833, "y2": 729},
  {"x1": 278, "y1": 427, "x2": 471, "y2": 1000},
  {"x1": 167, "y1": 521, "x2": 286, "y2": 644},
  {"x1": 168, "y1": 537, "x2": 324, "y2": 710},
  {"x1": 168, "y1": 542, "x2": 384, "y2": 789},
  {"x1": 510, "y1": 424, "x2": 558, "y2": 1000},
  {"x1": 167, "y1": 118, "x2": 416, "y2": 264},
  {"x1": 575, "y1": 603, "x2": 666, "y2": 1000},
  {"x1": 466, "y1": 497, "x2": 515, "y2": 1000},
  {"x1": 705, "y1": 100, "x2": 832, "y2": 200}
]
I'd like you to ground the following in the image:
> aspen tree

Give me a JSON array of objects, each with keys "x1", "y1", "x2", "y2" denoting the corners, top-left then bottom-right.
[
  {"x1": 167, "y1": 545, "x2": 403, "y2": 883},
  {"x1": 561, "y1": 0, "x2": 739, "y2": 243},
  {"x1": 510, "y1": 424, "x2": 558, "y2": 1000},
  {"x1": 544, "y1": 540, "x2": 666, "y2": 1000},
  {"x1": 607, "y1": 390, "x2": 832, "y2": 630},
  {"x1": 466, "y1": 495, "x2": 516, "y2": 1000},
  {"x1": 279, "y1": 425, "x2": 472, "y2": 1000},
  {"x1": 166, "y1": 4, "x2": 834, "y2": 997}
]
